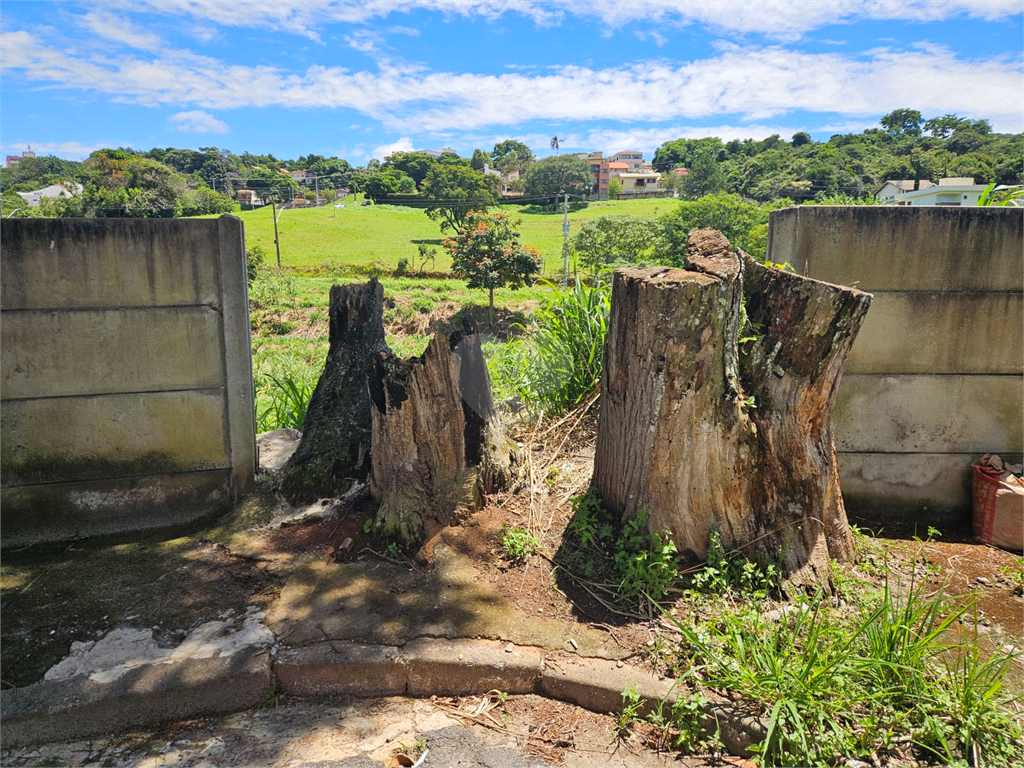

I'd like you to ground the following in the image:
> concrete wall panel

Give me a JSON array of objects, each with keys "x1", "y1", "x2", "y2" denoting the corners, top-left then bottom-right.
[
  {"x1": 769, "y1": 207, "x2": 1024, "y2": 292},
  {"x1": 0, "y1": 470, "x2": 231, "y2": 548},
  {"x1": 1, "y1": 390, "x2": 230, "y2": 485},
  {"x1": 847, "y1": 292, "x2": 1023, "y2": 375},
  {"x1": 767, "y1": 206, "x2": 1024, "y2": 524},
  {"x1": 0, "y1": 219, "x2": 221, "y2": 310},
  {"x1": 835, "y1": 374, "x2": 1022, "y2": 454},
  {"x1": 1, "y1": 307, "x2": 225, "y2": 399}
]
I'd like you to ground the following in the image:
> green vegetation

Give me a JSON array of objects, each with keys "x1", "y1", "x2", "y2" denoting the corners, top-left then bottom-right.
[
  {"x1": 489, "y1": 277, "x2": 609, "y2": 414},
  {"x1": 691, "y1": 531, "x2": 779, "y2": 596},
  {"x1": 498, "y1": 524, "x2": 539, "y2": 564},
  {"x1": 444, "y1": 208, "x2": 541, "y2": 314},
  {"x1": 558, "y1": 488, "x2": 681, "y2": 613},
  {"x1": 652, "y1": 110, "x2": 1022, "y2": 200},
  {"x1": 665, "y1": 580, "x2": 1023, "y2": 766}
]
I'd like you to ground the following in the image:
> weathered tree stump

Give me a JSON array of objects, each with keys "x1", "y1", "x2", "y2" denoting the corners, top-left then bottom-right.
[
  {"x1": 368, "y1": 327, "x2": 514, "y2": 549},
  {"x1": 592, "y1": 229, "x2": 871, "y2": 590},
  {"x1": 280, "y1": 279, "x2": 388, "y2": 502}
]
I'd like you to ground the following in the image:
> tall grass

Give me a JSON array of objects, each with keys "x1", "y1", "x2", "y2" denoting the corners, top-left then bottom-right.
[
  {"x1": 489, "y1": 276, "x2": 610, "y2": 414},
  {"x1": 665, "y1": 579, "x2": 1023, "y2": 766},
  {"x1": 255, "y1": 372, "x2": 314, "y2": 432}
]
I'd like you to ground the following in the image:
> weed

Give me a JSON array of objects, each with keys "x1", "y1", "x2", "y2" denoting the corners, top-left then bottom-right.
[
  {"x1": 489, "y1": 276, "x2": 609, "y2": 414},
  {"x1": 363, "y1": 518, "x2": 374, "y2": 534},
  {"x1": 617, "y1": 685, "x2": 643, "y2": 738},
  {"x1": 559, "y1": 488, "x2": 681, "y2": 611},
  {"x1": 998, "y1": 562, "x2": 1023, "y2": 595},
  {"x1": 383, "y1": 542, "x2": 403, "y2": 560},
  {"x1": 499, "y1": 524, "x2": 539, "y2": 564},
  {"x1": 662, "y1": 579, "x2": 1024, "y2": 766},
  {"x1": 691, "y1": 531, "x2": 778, "y2": 596},
  {"x1": 255, "y1": 372, "x2": 313, "y2": 432},
  {"x1": 262, "y1": 684, "x2": 283, "y2": 707},
  {"x1": 395, "y1": 257, "x2": 410, "y2": 275},
  {"x1": 412, "y1": 296, "x2": 433, "y2": 314}
]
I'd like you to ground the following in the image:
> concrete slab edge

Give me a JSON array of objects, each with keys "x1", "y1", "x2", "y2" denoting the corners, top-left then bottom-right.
[{"x1": 1, "y1": 637, "x2": 764, "y2": 757}]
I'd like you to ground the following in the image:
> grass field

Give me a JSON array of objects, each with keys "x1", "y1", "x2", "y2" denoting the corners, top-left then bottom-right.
[{"x1": 232, "y1": 195, "x2": 674, "y2": 275}]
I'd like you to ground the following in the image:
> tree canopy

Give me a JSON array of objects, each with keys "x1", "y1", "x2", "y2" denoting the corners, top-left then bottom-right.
[
  {"x1": 522, "y1": 154, "x2": 593, "y2": 201},
  {"x1": 421, "y1": 164, "x2": 500, "y2": 232},
  {"x1": 491, "y1": 140, "x2": 534, "y2": 173}
]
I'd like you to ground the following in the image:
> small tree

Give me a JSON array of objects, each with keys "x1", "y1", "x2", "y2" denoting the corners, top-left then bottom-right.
[
  {"x1": 443, "y1": 209, "x2": 541, "y2": 322},
  {"x1": 422, "y1": 164, "x2": 500, "y2": 233},
  {"x1": 607, "y1": 177, "x2": 623, "y2": 198}
]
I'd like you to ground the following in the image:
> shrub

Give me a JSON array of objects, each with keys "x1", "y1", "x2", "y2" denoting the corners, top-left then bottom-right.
[
  {"x1": 571, "y1": 215, "x2": 666, "y2": 276},
  {"x1": 499, "y1": 524, "x2": 539, "y2": 564},
  {"x1": 255, "y1": 371, "x2": 314, "y2": 432},
  {"x1": 489, "y1": 276, "x2": 609, "y2": 415},
  {"x1": 246, "y1": 244, "x2": 268, "y2": 284}
]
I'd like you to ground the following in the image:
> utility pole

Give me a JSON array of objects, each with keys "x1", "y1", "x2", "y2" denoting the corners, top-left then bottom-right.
[
  {"x1": 314, "y1": 173, "x2": 320, "y2": 209},
  {"x1": 271, "y1": 199, "x2": 282, "y2": 273},
  {"x1": 561, "y1": 192, "x2": 570, "y2": 289}
]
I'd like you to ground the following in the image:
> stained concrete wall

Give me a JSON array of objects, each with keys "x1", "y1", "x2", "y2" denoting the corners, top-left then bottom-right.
[
  {"x1": 767, "y1": 206, "x2": 1023, "y2": 526},
  {"x1": 1, "y1": 217, "x2": 256, "y2": 547}
]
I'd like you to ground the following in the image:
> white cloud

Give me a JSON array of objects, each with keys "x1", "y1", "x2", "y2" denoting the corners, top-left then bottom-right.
[
  {"x1": 169, "y1": 110, "x2": 228, "y2": 132},
  {"x1": 0, "y1": 141, "x2": 116, "y2": 160},
  {"x1": 79, "y1": 11, "x2": 163, "y2": 51},
  {"x1": 4, "y1": 31, "x2": 1022, "y2": 133},
  {"x1": 346, "y1": 30, "x2": 381, "y2": 52},
  {"x1": 371, "y1": 136, "x2": 414, "y2": 159},
  {"x1": 109, "y1": 0, "x2": 1022, "y2": 39}
]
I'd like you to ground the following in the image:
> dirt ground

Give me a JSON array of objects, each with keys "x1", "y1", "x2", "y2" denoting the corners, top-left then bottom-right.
[
  {"x1": 0, "y1": 693, "x2": 745, "y2": 768},
  {"x1": 2, "y1": 416, "x2": 1021, "y2": 765}
]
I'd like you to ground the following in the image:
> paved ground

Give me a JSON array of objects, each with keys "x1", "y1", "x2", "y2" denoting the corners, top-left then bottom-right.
[{"x1": 1, "y1": 695, "x2": 707, "y2": 768}]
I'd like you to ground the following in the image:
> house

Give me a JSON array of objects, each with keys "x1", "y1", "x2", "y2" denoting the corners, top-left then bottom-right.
[
  {"x1": 236, "y1": 189, "x2": 265, "y2": 207},
  {"x1": 877, "y1": 179, "x2": 937, "y2": 204},
  {"x1": 280, "y1": 168, "x2": 312, "y2": 186},
  {"x1": 609, "y1": 150, "x2": 645, "y2": 171},
  {"x1": 416, "y1": 148, "x2": 458, "y2": 158},
  {"x1": 6, "y1": 149, "x2": 36, "y2": 168},
  {"x1": 616, "y1": 171, "x2": 662, "y2": 195},
  {"x1": 881, "y1": 177, "x2": 988, "y2": 206},
  {"x1": 16, "y1": 182, "x2": 83, "y2": 207}
]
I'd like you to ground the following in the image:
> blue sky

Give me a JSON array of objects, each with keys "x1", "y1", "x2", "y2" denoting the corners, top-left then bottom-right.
[{"x1": 2, "y1": 1, "x2": 1022, "y2": 165}]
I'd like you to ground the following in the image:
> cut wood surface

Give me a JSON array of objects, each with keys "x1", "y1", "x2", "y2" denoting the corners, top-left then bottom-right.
[
  {"x1": 368, "y1": 327, "x2": 512, "y2": 549},
  {"x1": 592, "y1": 229, "x2": 872, "y2": 590},
  {"x1": 281, "y1": 279, "x2": 388, "y2": 502}
]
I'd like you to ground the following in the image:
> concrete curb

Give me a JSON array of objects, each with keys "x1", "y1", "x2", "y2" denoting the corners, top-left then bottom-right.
[
  {"x1": 0, "y1": 647, "x2": 271, "y2": 749},
  {"x1": 2, "y1": 637, "x2": 764, "y2": 756}
]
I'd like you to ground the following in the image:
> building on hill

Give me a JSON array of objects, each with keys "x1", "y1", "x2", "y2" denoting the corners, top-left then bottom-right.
[
  {"x1": 416, "y1": 148, "x2": 458, "y2": 158},
  {"x1": 877, "y1": 179, "x2": 937, "y2": 204},
  {"x1": 880, "y1": 177, "x2": 988, "y2": 206},
  {"x1": 616, "y1": 170, "x2": 662, "y2": 195},
  {"x1": 6, "y1": 149, "x2": 36, "y2": 168},
  {"x1": 16, "y1": 182, "x2": 82, "y2": 207},
  {"x1": 609, "y1": 150, "x2": 645, "y2": 171}
]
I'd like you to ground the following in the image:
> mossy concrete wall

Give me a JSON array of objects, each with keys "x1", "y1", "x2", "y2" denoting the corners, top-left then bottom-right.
[
  {"x1": 767, "y1": 206, "x2": 1023, "y2": 526},
  {"x1": 1, "y1": 217, "x2": 256, "y2": 547}
]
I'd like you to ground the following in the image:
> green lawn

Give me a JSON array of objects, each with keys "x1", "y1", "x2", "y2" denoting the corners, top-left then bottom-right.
[{"x1": 230, "y1": 195, "x2": 674, "y2": 275}]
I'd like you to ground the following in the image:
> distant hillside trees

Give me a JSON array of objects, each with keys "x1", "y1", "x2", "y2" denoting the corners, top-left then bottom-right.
[{"x1": 651, "y1": 111, "x2": 1022, "y2": 202}]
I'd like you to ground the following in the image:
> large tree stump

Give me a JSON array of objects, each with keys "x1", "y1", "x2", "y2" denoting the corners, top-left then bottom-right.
[
  {"x1": 368, "y1": 327, "x2": 513, "y2": 549},
  {"x1": 280, "y1": 279, "x2": 388, "y2": 502},
  {"x1": 592, "y1": 230, "x2": 871, "y2": 590}
]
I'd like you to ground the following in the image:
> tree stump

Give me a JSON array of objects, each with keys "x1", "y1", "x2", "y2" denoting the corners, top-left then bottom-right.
[
  {"x1": 280, "y1": 279, "x2": 388, "y2": 502},
  {"x1": 368, "y1": 327, "x2": 513, "y2": 549},
  {"x1": 592, "y1": 229, "x2": 872, "y2": 590}
]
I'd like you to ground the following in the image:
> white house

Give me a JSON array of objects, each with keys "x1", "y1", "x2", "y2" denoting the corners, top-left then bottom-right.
[
  {"x1": 616, "y1": 171, "x2": 662, "y2": 194},
  {"x1": 16, "y1": 182, "x2": 83, "y2": 207},
  {"x1": 876, "y1": 179, "x2": 936, "y2": 204},
  {"x1": 885, "y1": 177, "x2": 988, "y2": 207}
]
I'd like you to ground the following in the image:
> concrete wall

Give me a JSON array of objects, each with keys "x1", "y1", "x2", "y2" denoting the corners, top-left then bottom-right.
[
  {"x1": 1, "y1": 217, "x2": 256, "y2": 547},
  {"x1": 767, "y1": 206, "x2": 1023, "y2": 526}
]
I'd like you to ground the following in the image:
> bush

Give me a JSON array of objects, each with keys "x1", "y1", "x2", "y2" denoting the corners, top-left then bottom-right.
[
  {"x1": 571, "y1": 215, "x2": 666, "y2": 276},
  {"x1": 657, "y1": 193, "x2": 787, "y2": 263},
  {"x1": 255, "y1": 372, "x2": 314, "y2": 432},
  {"x1": 489, "y1": 276, "x2": 609, "y2": 415},
  {"x1": 246, "y1": 244, "x2": 268, "y2": 284}
]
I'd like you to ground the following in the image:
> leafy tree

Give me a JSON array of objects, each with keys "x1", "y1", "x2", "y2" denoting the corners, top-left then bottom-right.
[
  {"x1": 880, "y1": 109, "x2": 924, "y2": 137},
  {"x1": 383, "y1": 152, "x2": 436, "y2": 190},
  {"x1": 791, "y1": 132, "x2": 812, "y2": 147},
  {"x1": 658, "y1": 193, "x2": 787, "y2": 263},
  {"x1": 550, "y1": 136, "x2": 560, "y2": 154},
  {"x1": 681, "y1": 150, "x2": 724, "y2": 199},
  {"x1": 443, "y1": 208, "x2": 541, "y2": 318},
  {"x1": 0, "y1": 155, "x2": 83, "y2": 191},
  {"x1": 361, "y1": 169, "x2": 415, "y2": 202},
  {"x1": 607, "y1": 177, "x2": 623, "y2": 198},
  {"x1": 420, "y1": 164, "x2": 499, "y2": 232},
  {"x1": 572, "y1": 216, "x2": 665, "y2": 275},
  {"x1": 246, "y1": 167, "x2": 300, "y2": 201},
  {"x1": 470, "y1": 149, "x2": 489, "y2": 171},
  {"x1": 924, "y1": 114, "x2": 969, "y2": 139},
  {"x1": 522, "y1": 154, "x2": 593, "y2": 204},
  {"x1": 651, "y1": 137, "x2": 725, "y2": 172},
  {"x1": 491, "y1": 139, "x2": 534, "y2": 173}
]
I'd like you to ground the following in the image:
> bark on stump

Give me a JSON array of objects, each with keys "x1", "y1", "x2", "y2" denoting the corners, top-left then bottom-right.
[
  {"x1": 368, "y1": 327, "x2": 513, "y2": 549},
  {"x1": 592, "y1": 229, "x2": 872, "y2": 591},
  {"x1": 280, "y1": 279, "x2": 388, "y2": 502}
]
